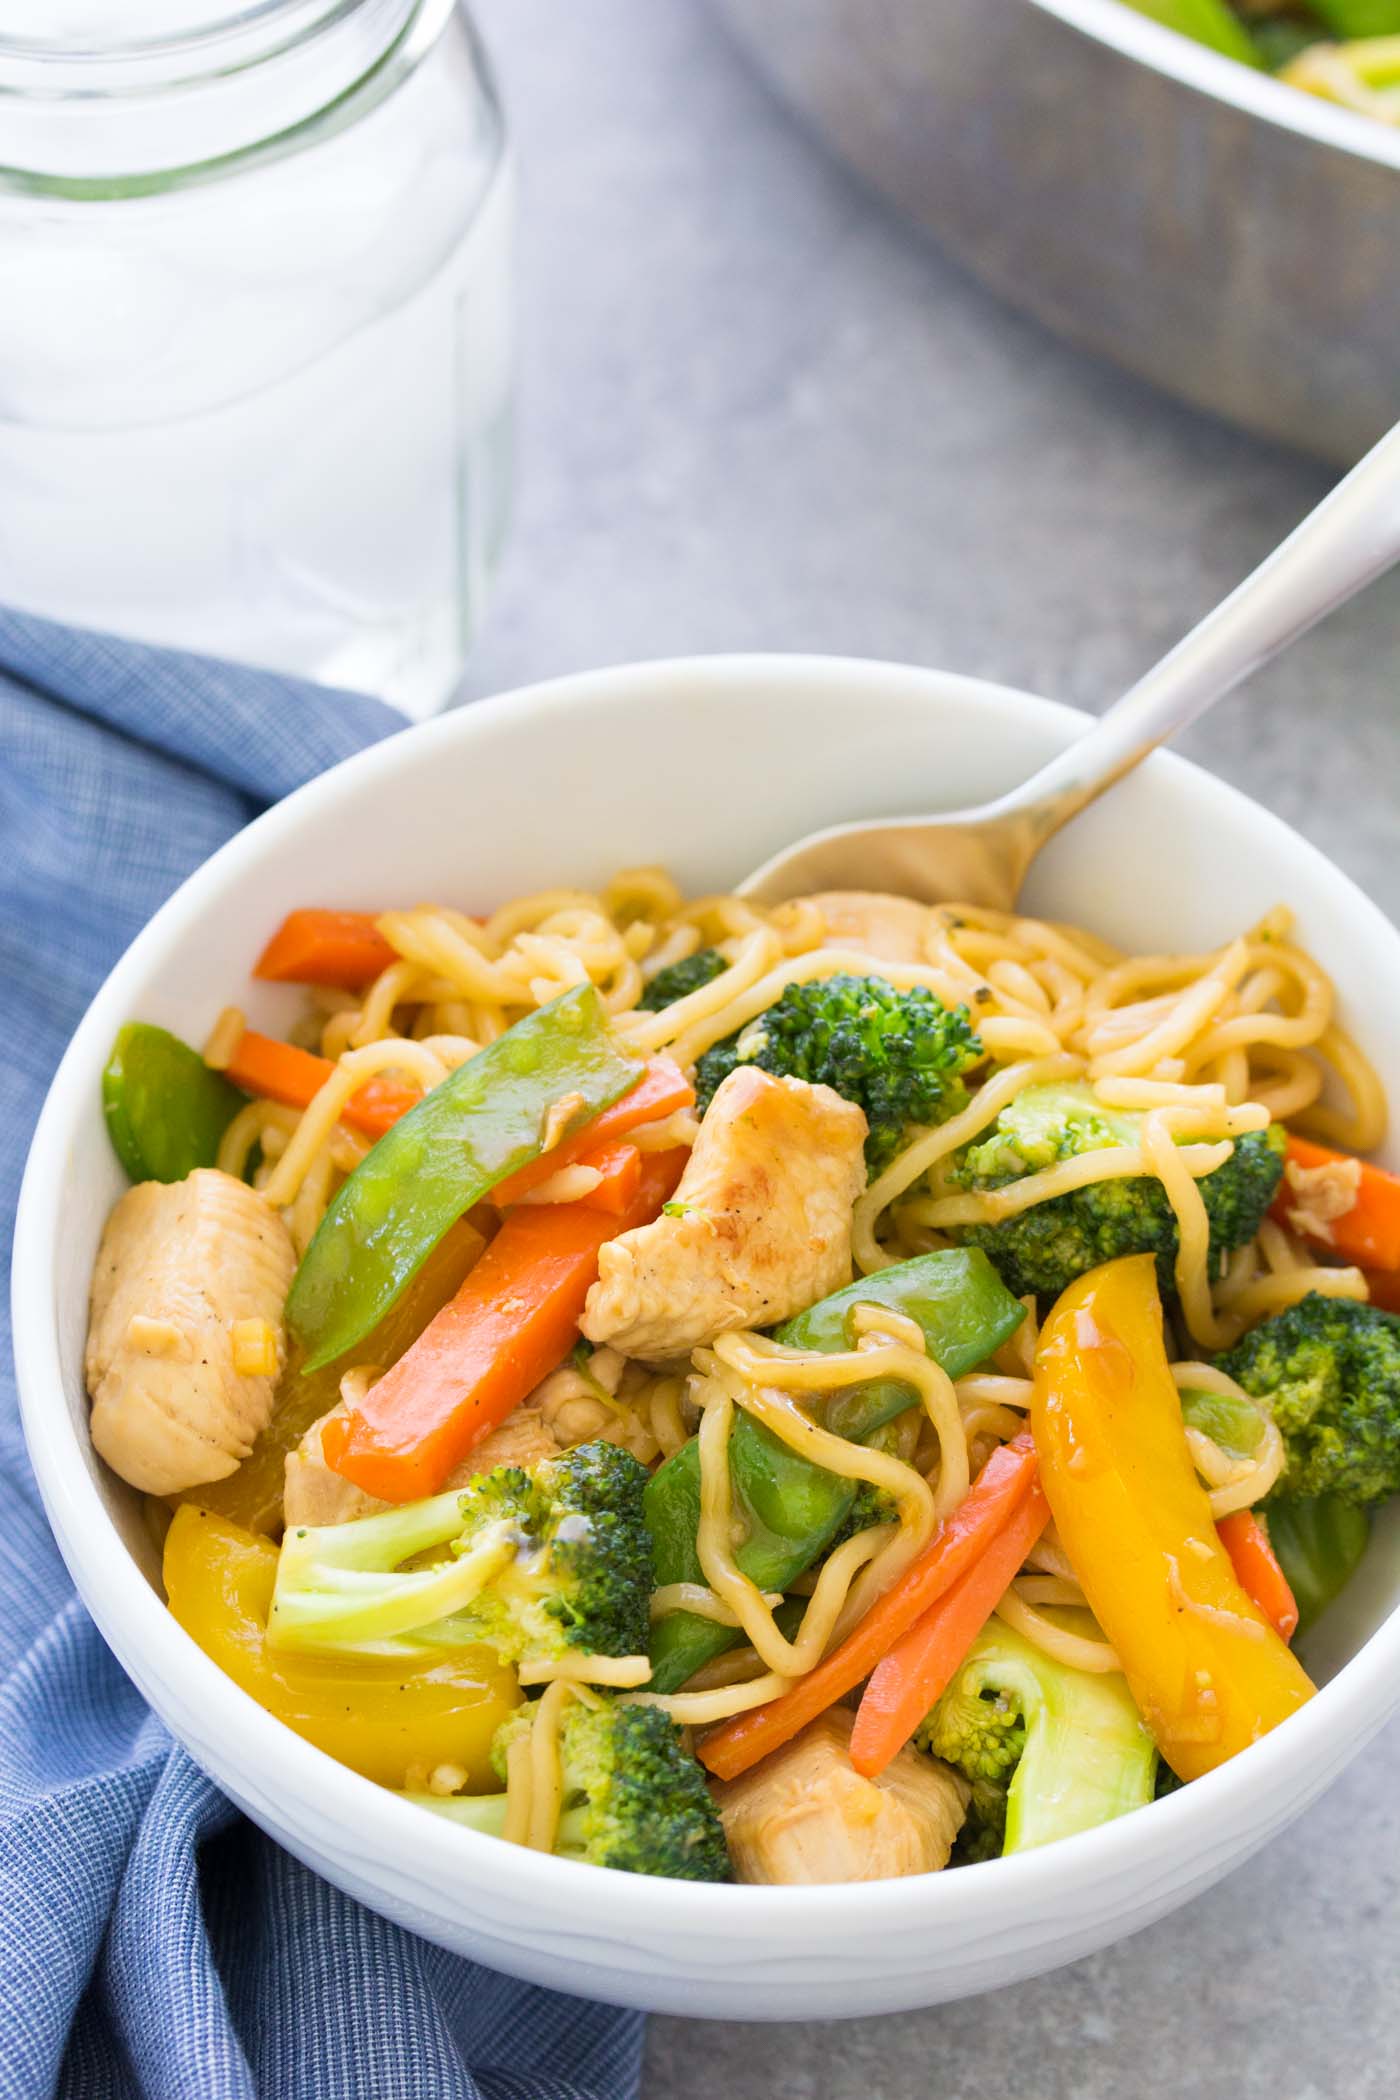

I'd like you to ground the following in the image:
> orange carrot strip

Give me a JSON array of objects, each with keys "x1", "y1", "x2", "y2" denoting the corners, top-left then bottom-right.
[
  {"x1": 1364, "y1": 1269, "x2": 1400, "y2": 1313},
  {"x1": 698, "y1": 1434, "x2": 1041, "y2": 1783},
  {"x1": 322, "y1": 1148, "x2": 687, "y2": 1502},
  {"x1": 849, "y1": 1480, "x2": 1050, "y2": 1778},
  {"x1": 1217, "y1": 1509, "x2": 1299, "y2": 1643},
  {"x1": 253, "y1": 910, "x2": 399, "y2": 989},
  {"x1": 491, "y1": 1057, "x2": 693, "y2": 1209},
  {"x1": 1273, "y1": 1134, "x2": 1400, "y2": 1272},
  {"x1": 222, "y1": 1029, "x2": 421, "y2": 1141},
  {"x1": 511, "y1": 1141, "x2": 643, "y2": 1216},
  {"x1": 570, "y1": 1141, "x2": 642, "y2": 1215}
]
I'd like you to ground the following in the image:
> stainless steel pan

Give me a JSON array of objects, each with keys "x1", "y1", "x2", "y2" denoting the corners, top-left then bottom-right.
[{"x1": 715, "y1": 0, "x2": 1400, "y2": 463}]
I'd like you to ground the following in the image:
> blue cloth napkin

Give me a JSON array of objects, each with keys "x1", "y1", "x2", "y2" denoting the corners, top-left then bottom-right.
[{"x1": 0, "y1": 610, "x2": 647, "y2": 2100}]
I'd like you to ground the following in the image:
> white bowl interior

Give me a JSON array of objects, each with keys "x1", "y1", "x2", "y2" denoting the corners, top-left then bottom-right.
[{"x1": 16, "y1": 655, "x2": 1400, "y2": 2017}]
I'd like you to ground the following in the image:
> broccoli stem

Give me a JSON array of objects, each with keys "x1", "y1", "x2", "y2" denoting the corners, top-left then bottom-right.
[
  {"x1": 267, "y1": 1500, "x2": 515, "y2": 1655},
  {"x1": 1006, "y1": 1656, "x2": 1158, "y2": 1853},
  {"x1": 921, "y1": 1621, "x2": 1157, "y2": 1856}
]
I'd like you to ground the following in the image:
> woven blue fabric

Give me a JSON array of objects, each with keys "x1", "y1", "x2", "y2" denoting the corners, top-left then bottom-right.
[{"x1": 0, "y1": 610, "x2": 647, "y2": 2100}]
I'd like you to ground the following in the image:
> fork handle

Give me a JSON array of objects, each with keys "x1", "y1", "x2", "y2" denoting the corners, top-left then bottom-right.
[{"x1": 992, "y1": 419, "x2": 1400, "y2": 852}]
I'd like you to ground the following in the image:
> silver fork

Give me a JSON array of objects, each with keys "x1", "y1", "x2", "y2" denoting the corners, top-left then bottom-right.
[{"x1": 740, "y1": 424, "x2": 1400, "y2": 910}]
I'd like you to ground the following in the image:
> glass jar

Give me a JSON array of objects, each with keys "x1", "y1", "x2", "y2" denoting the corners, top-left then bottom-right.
[{"x1": 0, "y1": 1, "x2": 513, "y2": 720}]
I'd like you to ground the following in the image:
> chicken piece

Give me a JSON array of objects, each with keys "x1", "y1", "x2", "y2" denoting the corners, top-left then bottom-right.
[
  {"x1": 1279, "y1": 1150, "x2": 1362, "y2": 1248},
  {"x1": 804, "y1": 891, "x2": 931, "y2": 965},
  {"x1": 86, "y1": 1170, "x2": 296, "y2": 1496},
  {"x1": 580, "y1": 1068, "x2": 867, "y2": 1358},
  {"x1": 715, "y1": 1708, "x2": 969, "y2": 1885},
  {"x1": 530, "y1": 1345, "x2": 660, "y2": 1463},
  {"x1": 283, "y1": 1398, "x2": 560, "y2": 1529}
]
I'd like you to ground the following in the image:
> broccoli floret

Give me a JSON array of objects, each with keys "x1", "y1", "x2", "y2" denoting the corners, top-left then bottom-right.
[
  {"x1": 267, "y1": 1441, "x2": 652, "y2": 1664},
  {"x1": 638, "y1": 947, "x2": 728, "y2": 1011},
  {"x1": 695, "y1": 974, "x2": 982, "y2": 1172},
  {"x1": 918, "y1": 1620, "x2": 1157, "y2": 1856},
  {"x1": 419, "y1": 1699, "x2": 731, "y2": 1882},
  {"x1": 824, "y1": 1478, "x2": 899, "y2": 1553},
  {"x1": 1217, "y1": 1293, "x2": 1400, "y2": 1507},
  {"x1": 951, "y1": 1777, "x2": 1013, "y2": 1864},
  {"x1": 463, "y1": 1440, "x2": 653, "y2": 1664},
  {"x1": 952, "y1": 1081, "x2": 1285, "y2": 1299}
]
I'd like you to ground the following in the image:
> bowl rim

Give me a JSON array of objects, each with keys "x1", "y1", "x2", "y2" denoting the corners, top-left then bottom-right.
[
  {"x1": 14, "y1": 649, "x2": 1400, "y2": 1944},
  {"x1": 1027, "y1": 0, "x2": 1400, "y2": 172}
]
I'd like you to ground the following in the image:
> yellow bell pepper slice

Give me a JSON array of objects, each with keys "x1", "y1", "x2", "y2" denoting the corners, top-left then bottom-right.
[
  {"x1": 1032, "y1": 1254, "x2": 1314, "y2": 1781},
  {"x1": 164, "y1": 1504, "x2": 518, "y2": 1791}
]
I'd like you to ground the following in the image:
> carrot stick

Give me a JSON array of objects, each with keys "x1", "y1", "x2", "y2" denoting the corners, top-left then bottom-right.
[
  {"x1": 1217, "y1": 1509, "x2": 1299, "y2": 1643},
  {"x1": 570, "y1": 1141, "x2": 642, "y2": 1215},
  {"x1": 698, "y1": 1434, "x2": 1041, "y2": 1783},
  {"x1": 1273, "y1": 1134, "x2": 1400, "y2": 1271},
  {"x1": 254, "y1": 910, "x2": 399, "y2": 989},
  {"x1": 507, "y1": 1140, "x2": 643, "y2": 1215},
  {"x1": 849, "y1": 1479, "x2": 1050, "y2": 1778},
  {"x1": 322, "y1": 1148, "x2": 687, "y2": 1502},
  {"x1": 222, "y1": 1029, "x2": 420, "y2": 1140},
  {"x1": 1364, "y1": 1269, "x2": 1400, "y2": 1314},
  {"x1": 491, "y1": 1057, "x2": 693, "y2": 1208}
]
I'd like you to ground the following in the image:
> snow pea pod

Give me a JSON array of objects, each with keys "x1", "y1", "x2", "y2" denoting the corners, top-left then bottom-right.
[
  {"x1": 645, "y1": 1249, "x2": 1026, "y2": 1693},
  {"x1": 102, "y1": 1021, "x2": 244, "y2": 1185},
  {"x1": 286, "y1": 983, "x2": 644, "y2": 1372}
]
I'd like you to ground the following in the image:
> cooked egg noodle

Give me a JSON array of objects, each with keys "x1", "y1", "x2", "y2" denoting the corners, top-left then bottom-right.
[
  {"x1": 217, "y1": 879, "x2": 1380, "y2": 1341},
  {"x1": 631, "y1": 1318, "x2": 958, "y2": 1724}
]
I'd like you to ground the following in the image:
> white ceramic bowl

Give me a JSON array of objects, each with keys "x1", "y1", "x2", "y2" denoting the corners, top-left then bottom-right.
[{"x1": 14, "y1": 655, "x2": 1400, "y2": 2020}]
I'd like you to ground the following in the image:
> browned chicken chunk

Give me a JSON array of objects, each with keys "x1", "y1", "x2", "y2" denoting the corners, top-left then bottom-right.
[
  {"x1": 714, "y1": 1708, "x2": 969, "y2": 1885},
  {"x1": 86, "y1": 1170, "x2": 296, "y2": 1495},
  {"x1": 804, "y1": 891, "x2": 931, "y2": 964},
  {"x1": 283, "y1": 1398, "x2": 560, "y2": 1529},
  {"x1": 580, "y1": 1067, "x2": 867, "y2": 1359}
]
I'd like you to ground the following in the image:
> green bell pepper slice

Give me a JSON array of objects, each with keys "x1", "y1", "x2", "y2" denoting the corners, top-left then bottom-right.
[
  {"x1": 1266, "y1": 1494, "x2": 1371, "y2": 1636},
  {"x1": 103, "y1": 1022, "x2": 245, "y2": 1185},
  {"x1": 644, "y1": 1249, "x2": 1026, "y2": 1693},
  {"x1": 286, "y1": 983, "x2": 644, "y2": 1371}
]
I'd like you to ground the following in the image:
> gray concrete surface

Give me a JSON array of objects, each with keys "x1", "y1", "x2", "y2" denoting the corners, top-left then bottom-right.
[{"x1": 468, "y1": 4, "x2": 1400, "y2": 2093}]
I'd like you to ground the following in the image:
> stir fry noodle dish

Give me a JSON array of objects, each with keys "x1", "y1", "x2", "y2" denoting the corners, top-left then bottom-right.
[{"x1": 85, "y1": 873, "x2": 1400, "y2": 1884}]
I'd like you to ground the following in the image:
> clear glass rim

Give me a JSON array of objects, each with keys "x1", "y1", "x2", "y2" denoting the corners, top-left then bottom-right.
[
  {"x1": 0, "y1": 1, "x2": 312, "y2": 64},
  {"x1": 0, "y1": 2, "x2": 371, "y2": 106},
  {"x1": 0, "y1": 0, "x2": 495, "y2": 201}
]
